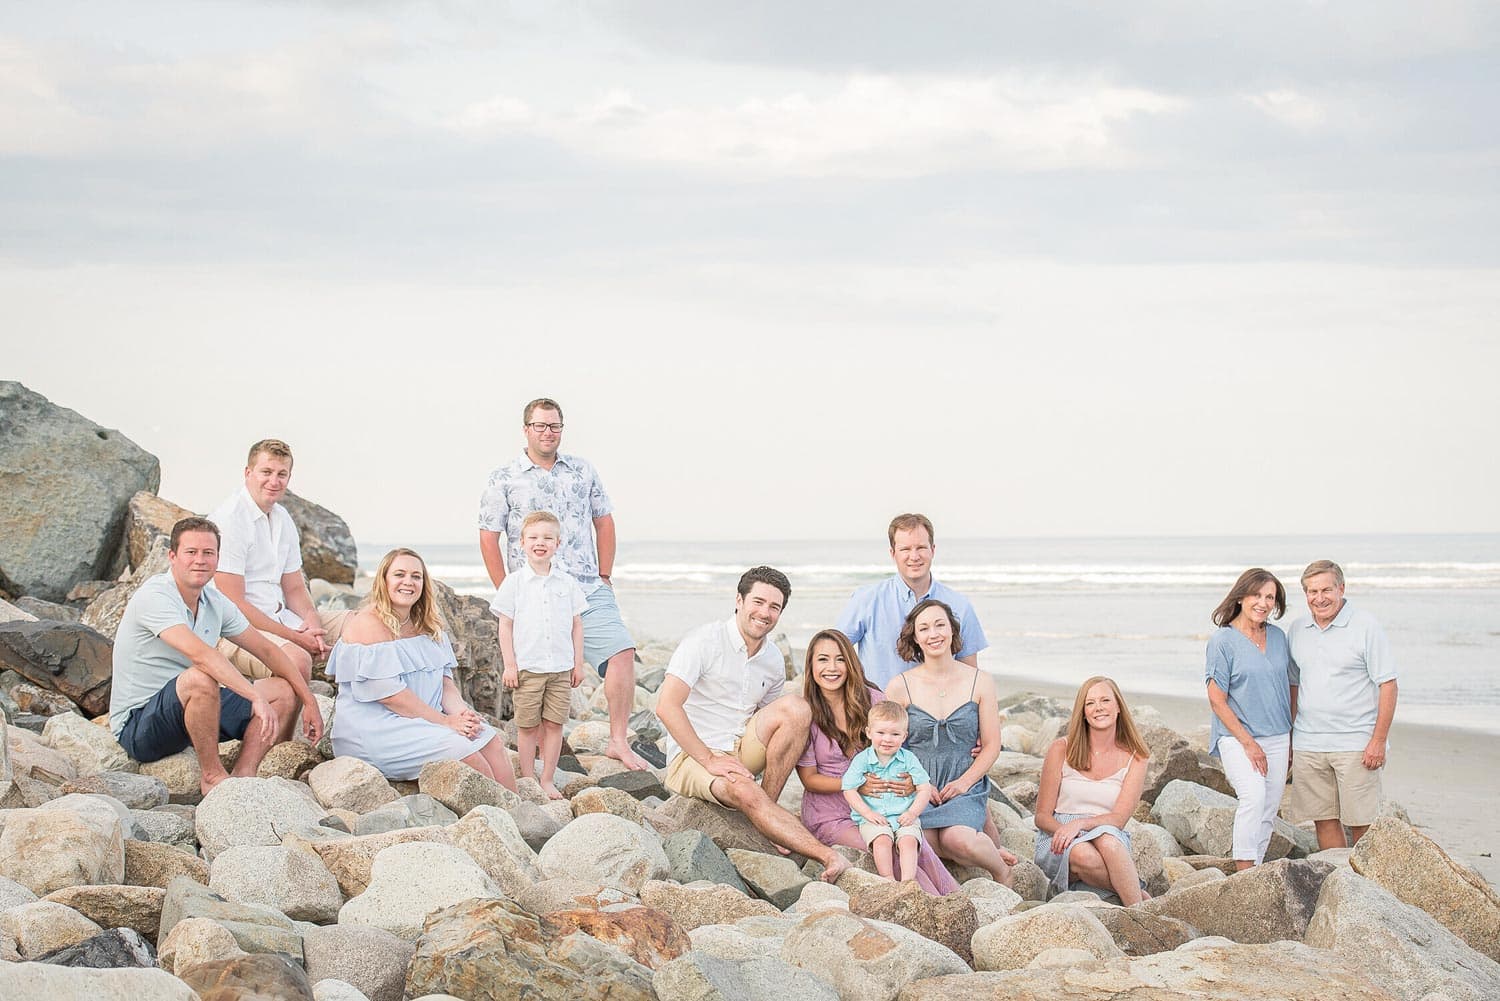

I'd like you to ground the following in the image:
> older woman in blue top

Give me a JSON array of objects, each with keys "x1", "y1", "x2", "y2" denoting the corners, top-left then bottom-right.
[{"x1": 1206, "y1": 568, "x2": 1294, "y2": 869}]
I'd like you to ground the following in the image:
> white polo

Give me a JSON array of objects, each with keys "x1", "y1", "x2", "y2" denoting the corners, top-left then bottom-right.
[
  {"x1": 208, "y1": 486, "x2": 304, "y2": 627},
  {"x1": 1288, "y1": 600, "x2": 1397, "y2": 752},
  {"x1": 489, "y1": 563, "x2": 587, "y2": 673},
  {"x1": 662, "y1": 617, "x2": 785, "y2": 762}
]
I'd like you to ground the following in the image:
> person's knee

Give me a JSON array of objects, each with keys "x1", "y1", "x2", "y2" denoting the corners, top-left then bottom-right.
[
  {"x1": 780, "y1": 695, "x2": 812, "y2": 725},
  {"x1": 463, "y1": 752, "x2": 495, "y2": 779},
  {"x1": 1095, "y1": 834, "x2": 1129, "y2": 858},
  {"x1": 256, "y1": 677, "x2": 296, "y2": 707},
  {"x1": 178, "y1": 667, "x2": 218, "y2": 700}
]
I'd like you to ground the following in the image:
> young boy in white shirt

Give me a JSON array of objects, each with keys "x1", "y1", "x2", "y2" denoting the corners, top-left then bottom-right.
[
  {"x1": 491, "y1": 511, "x2": 587, "y2": 799},
  {"x1": 842, "y1": 700, "x2": 935, "y2": 881}
]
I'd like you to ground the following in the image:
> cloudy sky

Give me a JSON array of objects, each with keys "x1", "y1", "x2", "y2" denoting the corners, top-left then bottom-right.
[{"x1": 6, "y1": 2, "x2": 1497, "y2": 545}]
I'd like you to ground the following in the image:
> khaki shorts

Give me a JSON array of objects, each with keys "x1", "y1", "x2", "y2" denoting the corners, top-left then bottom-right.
[
  {"x1": 1291, "y1": 749, "x2": 1383, "y2": 827},
  {"x1": 664, "y1": 711, "x2": 770, "y2": 808},
  {"x1": 859, "y1": 821, "x2": 922, "y2": 847},
  {"x1": 513, "y1": 670, "x2": 573, "y2": 729},
  {"x1": 217, "y1": 609, "x2": 348, "y2": 679}
]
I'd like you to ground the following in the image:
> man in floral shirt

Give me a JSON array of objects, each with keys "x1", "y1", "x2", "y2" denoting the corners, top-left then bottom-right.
[{"x1": 479, "y1": 397, "x2": 648, "y2": 770}]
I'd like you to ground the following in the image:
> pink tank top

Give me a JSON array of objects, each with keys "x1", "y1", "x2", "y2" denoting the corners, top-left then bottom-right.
[{"x1": 1056, "y1": 762, "x2": 1128, "y2": 815}]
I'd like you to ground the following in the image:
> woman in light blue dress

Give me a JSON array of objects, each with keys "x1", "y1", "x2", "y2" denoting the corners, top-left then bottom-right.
[{"x1": 328, "y1": 548, "x2": 516, "y2": 787}]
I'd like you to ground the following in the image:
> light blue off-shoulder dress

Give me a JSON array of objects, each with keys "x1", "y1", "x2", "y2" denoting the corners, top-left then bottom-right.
[{"x1": 327, "y1": 634, "x2": 497, "y2": 780}]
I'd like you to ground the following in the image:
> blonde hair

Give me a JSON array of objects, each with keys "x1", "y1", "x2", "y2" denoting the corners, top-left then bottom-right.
[
  {"x1": 521, "y1": 510, "x2": 560, "y2": 535},
  {"x1": 1301, "y1": 559, "x2": 1345, "y2": 588},
  {"x1": 866, "y1": 700, "x2": 909, "y2": 728},
  {"x1": 1064, "y1": 675, "x2": 1150, "y2": 771},
  {"x1": 246, "y1": 438, "x2": 293, "y2": 467},
  {"x1": 367, "y1": 548, "x2": 444, "y2": 643}
]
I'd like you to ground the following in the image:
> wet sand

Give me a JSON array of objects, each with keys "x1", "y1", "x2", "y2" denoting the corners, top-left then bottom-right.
[{"x1": 999, "y1": 675, "x2": 1498, "y2": 888}]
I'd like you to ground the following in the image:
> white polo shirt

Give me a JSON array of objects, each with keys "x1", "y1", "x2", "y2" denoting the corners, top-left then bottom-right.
[
  {"x1": 209, "y1": 486, "x2": 304, "y2": 627},
  {"x1": 1288, "y1": 600, "x2": 1397, "y2": 752},
  {"x1": 489, "y1": 563, "x2": 588, "y2": 673},
  {"x1": 662, "y1": 617, "x2": 786, "y2": 762}
]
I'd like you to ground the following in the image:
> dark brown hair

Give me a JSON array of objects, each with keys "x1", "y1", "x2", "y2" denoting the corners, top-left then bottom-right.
[
  {"x1": 737, "y1": 566, "x2": 791, "y2": 605},
  {"x1": 801, "y1": 629, "x2": 874, "y2": 759},
  {"x1": 895, "y1": 598, "x2": 962, "y2": 664},
  {"x1": 1211, "y1": 568, "x2": 1287, "y2": 627},
  {"x1": 169, "y1": 516, "x2": 220, "y2": 552}
]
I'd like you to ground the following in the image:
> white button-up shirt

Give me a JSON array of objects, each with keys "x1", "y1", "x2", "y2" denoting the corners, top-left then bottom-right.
[
  {"x1": 662, "y1": 617, "x2": 786, "y2": 762},
  {"x1": 208, "y1": 486, "x2": 304, "y2": 627},
  {"x1": 489, "y1": 563, "x2": 588, "y2": 673}
]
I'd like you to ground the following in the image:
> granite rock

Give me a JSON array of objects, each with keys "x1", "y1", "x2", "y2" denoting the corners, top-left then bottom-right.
[
  {"x1": 195, "y1": 776, "x2": 328, "y2": 860},
  {"x1": 537, "y1": 812, "x2": 670, "y2": 894},
  {"x1": 303, "y1": 923, "x2": 415, "y2": 1001},
  {"x1": 337, "y1": 841, "x2": 501, "y2": 940},
  {"x1": 41, "y1": 884, "x2": 165, "y2": 943},
  {"x1": 0, "y1": 963, "x2": 198, "y2": 1000},
  {"x1": 970, "y1": 902, "x2": 1125, "y2": 971},
  {"x1": 124, "y1": 839, "x2": 211, "y2": 888},
  {"x1": 849, "y1": 879, "x2": 980, "y2": 964},
  {"x1": 0, "y1": 900, "x2": 105, "y2": 958},
  {"x1": 210, "y1": 844, "x2": 345, "y2": 923},
  {"x1": 1139, "y1": 858, "x2": 1334, "y2": 943},
  {"x1": 308, "y1": 757, "x2": 398, "y2": 815},
  {"x1": 664, "y1": 830, "x2": 749, "y2": 893},
  {"x1": 417, "y1": 759, "x2": 521, "y2": 816},
  {"x1": 653, "y1": 952, "x2": 838, "y2": 1001},
  {"x1": 640, "y1": 879, "x2": 781, "y2": 932}
]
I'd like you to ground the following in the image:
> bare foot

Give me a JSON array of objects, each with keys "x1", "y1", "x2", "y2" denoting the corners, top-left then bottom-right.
[
  {"x1": 605, "y1": 738, "x2": 650, "y2": 771},
  {"x1": 200, "y1": 771, "x2": 230, "y2": 797},
  {"x1": 819, "y1": 853, "x2": 851, "y2": 884},
  {"x1": 999, "y1": 847, "x2": 1019, "y2": 866},
  {"x1": 773, "y1": 843, "x2": 792, "y2": 856},
  {"x1": 541, "y1": 782, "x2": 565, "y2": 801}
]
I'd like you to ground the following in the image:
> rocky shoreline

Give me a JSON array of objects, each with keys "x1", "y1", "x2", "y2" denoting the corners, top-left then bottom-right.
[{"x1": 3, "y1": 381, "x2": 1499, "y2": 1000}]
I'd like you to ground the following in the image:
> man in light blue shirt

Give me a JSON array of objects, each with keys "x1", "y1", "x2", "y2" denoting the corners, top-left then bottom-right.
[
  {"x1": 1287, "y1": 559, "x2": 1398, "y2": 850},
  {"x1": 836, "y1": 513, "x2": 989, "y2": 691}
]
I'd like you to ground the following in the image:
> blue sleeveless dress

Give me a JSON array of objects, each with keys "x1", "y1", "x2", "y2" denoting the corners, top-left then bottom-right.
[{"x1": 898, "y1": 673, "x2": 991, "y2": 831}]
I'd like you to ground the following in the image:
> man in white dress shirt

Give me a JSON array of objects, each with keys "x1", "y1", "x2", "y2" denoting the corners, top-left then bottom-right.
[
  {"x1": 655, "y1": 566, "x2": 849, "y2": 883},
  {"x1": 208, "y1": 438, "x2": 345, "y2": 682}
]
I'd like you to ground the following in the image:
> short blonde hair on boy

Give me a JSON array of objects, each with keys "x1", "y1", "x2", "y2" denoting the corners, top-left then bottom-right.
[
  {"x1": 521, "y1": 510, "x2": 561, "y2": 535},
  {"x1": 866, "y1": 701, "x2": 909, "y2": 727}
]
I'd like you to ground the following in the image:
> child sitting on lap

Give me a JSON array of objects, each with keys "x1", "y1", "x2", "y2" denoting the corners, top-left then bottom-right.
[{"x1": 841, "y1": 700, "x2": 935, "y2": 881}]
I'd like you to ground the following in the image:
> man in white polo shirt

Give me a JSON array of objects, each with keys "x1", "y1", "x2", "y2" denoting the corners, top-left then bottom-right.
[
  {"x1": 1288, "y1": 559, "x2": 1398, "y2": 850},
  {"x1": 656, "y1": 566, "x2": 850, "y2": 883},
  {"x1": 209, "y1": 438, "x2": 345, "y2": 682}
]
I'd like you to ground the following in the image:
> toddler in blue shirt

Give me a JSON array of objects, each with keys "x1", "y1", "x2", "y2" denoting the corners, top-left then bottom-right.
[{"x1": 842, "y1": 700, "x2": 935, "y2": 881}]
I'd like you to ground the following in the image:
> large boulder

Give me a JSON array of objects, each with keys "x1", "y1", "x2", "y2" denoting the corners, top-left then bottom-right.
[
  {"x1": 42, "y1": 884, "x2": 165, "y2": 943},
  {"x1": 158, "y1": 876, "x2": 303, "y2": 958},
  {"x1": 653, "y1": 796, "x2": 788, "y2": 856},
  {"x1": 1350, "y1": 815, "x2": 1500, "y2": 962},
  {"x1": 279, "y1": 491, "x2": 358, "y2": 586},
  {"x1": 895, "y1": 939, "x2": 1397, "y2": 1000},
  {"x1": 0, "y1": 382, "x2": 161, "y2": 602},
  {"x1": 308, "y1": 757, "x2": 398, "y2": 814},
  {"x1": 1139, "y1": 723, "x2": 1231, "y2": 803},
  {"x1": 121, "y1": 492, "x2": 192, "y2": 572},
  {"x1": 1094, "y1": 905, "x2": 1200, "y2": 956},
  {"x1": 970, "y1": 902, "x2": 1124, "y2": 971},
  {"x1": 33, "y1": 926, "x2": 155, "y2": 969},
  {"x1": 63, "y1": 770, "x2": 168, "y2": 809},
  {"x1": 405, "y1": 896, "x2": 656, "y2": 1001},
  {"x1": 537, "y1": 813, "x2": 670, "y2": 894},
  {"x1": 446, "y1": 805, "x2": 540, "y2": 899},
  {"x1": 337, "y1": 841, "x2": 501, "y2": 940},
  {"x1": 0, "y1": 624, "x2": 115, "y2": 717},
  {"x1": 194, "y1": 775, "x2": 328, "y2": 860},
  {"x1": 0, "y1": 963, "x2": 198, "y2": 1000},
  {"x1": 542, "y1": 905, "x2": 692, "y2": 969},
  {"x1": 124, "y1": 840, "x2": 211, "y2": 888},
  {"x1": 177, "y1": 953, "x2": 315, "y2": 1001},
  {"x1": 0, "y1": 795, "x2": 126, "y2": 894},
  {"x1": 780, "y1": 908, "x2": 969, "y2": 1001},
  {"x1": 155, "y1": 916, "x2": 245, "y2": 975},
  {"x1": 664, "y1": 830, "x2": 750, "y2": 893},
  {"x1": 1306, "y1": 867, "x2": 1500, "y2": 1001},
  {"x1": 0, "y1": 900, "x2": 104, "y2": 958},
  {"x1": 726, "y1": 848, "x2": 811, "y2": 910},
  {"x1": 210, "y1": 844, "x2": 345, "y2": 924},
  {"x1": 640, "y1": 879, "x2": 781, "y2": 932},
  {"x1": 293, "y1": 826, "x2": 453, "y2": 898},
  {"x1": 1139, "y1": 858, "x2": 1333, "y2": 943},
  {"x1": 1150, "y1": 779, "x2": 1297, "y2": 859},
  {"x1": 417, "y1": 759, "x2": 520, "y2": 816},
  {"x1": 303, "y1": 924, "x2": 415, "y2": 1001},
  {"x1": 42, "y1": 711, "x2": 134, "y2": 775},
  {"x1": 653, "y1": 952, "x2": 838, "y2": 1001},
  {"x1": 428, "y1": 579, "x2": 502, "y2": 719},
  {"x1": 849, "y1": 879, "x2": 980, "y2": 965}
]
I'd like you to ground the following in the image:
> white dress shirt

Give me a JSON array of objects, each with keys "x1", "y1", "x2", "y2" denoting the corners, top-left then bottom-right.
[
  {"x1": 489, "y1": 563, "x2": 588, "y2": 672},
  {"x1": 662, "y1": 617, "x2": 786, "y2": 762},
  {"x1": 208, "y1": 486, "x2": 304, "y2": 627}
]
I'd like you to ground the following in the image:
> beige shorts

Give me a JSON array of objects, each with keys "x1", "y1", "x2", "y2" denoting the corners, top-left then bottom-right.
[
  {"x1": 859, "y1": 821, "x2": 922, "y2": 847},
  {"x1": 513, "y1": 670, "x2": 572, "y2": 729},
  {"x1": 664, "y1": 711, "x2": 769, "y2": 808},
  {"x1": 217, "y1": 609, "x2": 348, "y2": 679},
  {"x1": 1291, "y1": 749, "x2": 1383, "y2": 827}
]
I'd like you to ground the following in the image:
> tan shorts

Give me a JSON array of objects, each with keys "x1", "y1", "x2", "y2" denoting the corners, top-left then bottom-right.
[
  {"x1": 513, "y1": 670, "x2": 572, "y2": 729},
  {"x1": 859, "y1": 821, "x2": 922, "y2": 847},
  {"x1": 1291, "y1": 749, "x2": 1383, "y2": 827},
  {"x1": 664, "y1": 711, "x2": 770, "y2": 808},
  {"x1": 217, "y1": 609, "x2": 348, "y2": 680}
]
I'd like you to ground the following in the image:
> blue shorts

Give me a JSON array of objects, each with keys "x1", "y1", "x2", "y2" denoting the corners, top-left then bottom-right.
[
  {"x1": 581, "y1": 583, "x2": 634, "y2": 674},
  {"x1": 117, "y1": 674, "x2": 255, "y2": 763}
]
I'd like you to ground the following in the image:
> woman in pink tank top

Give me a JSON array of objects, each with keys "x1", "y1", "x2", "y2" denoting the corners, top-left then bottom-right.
[{"x1": 1033, "y1": 676, "x2": 1152, "y2": 904}]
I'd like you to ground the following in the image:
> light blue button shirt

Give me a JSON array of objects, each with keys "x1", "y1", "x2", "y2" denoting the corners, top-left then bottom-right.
[
  {"x1": 836, "y1": 576, "x2": 988, "y2": 690},
  {"x1": 842, "y1": 745, "x2": 932, "y2": 825},
  {"x1": 1205, "y1": 624, "x2": 1293, "y2": 756}
]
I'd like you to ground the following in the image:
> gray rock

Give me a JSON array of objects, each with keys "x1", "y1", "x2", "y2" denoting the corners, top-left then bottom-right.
[
  {"x1": 599, "y1": 769, "x2": 669, "y2": 801},
  {"x1": 304, "y1": 923, "x2": 415, "y2": 1001},
  {"x1": 664, "y1": 830, "x2": 749, "y2": 893},
  {"x1": 42, "y1": 711, "x2": 134, "y2": 775},
  {"x1": 313, "y1": 979, "x2": 371, "y2": 1001},
  {"x1": 727, "y1": 849, "x2": 812, "y2": 910},
  {"x1": 36, "y1": 926, "x2": 155, "y2": 969},
  {"x1": 536, "y1": 812, "x2": 670, "y2": 894},
  {"x1": 0, "y1": 624, "x2": 114, "y2": 718},
  {"x1": 0, "y1": 794, "x2": 126, "y2": 894},
  {"x1": 971, "y1": 902, "x2": 1125, "y2": 971},
  {"x1": 194, "y1": 775, "x2": 328, "y2": 860},
  {"x1": 653, "y1": 951, "x2": 838, "y2": 1001},
  {"x1": 63, "y1": 771, "x2": 169, "y2": 809},
  {"x1": 780, "y1": 909, "x2": 969, "y2": 1001},
  {"x1": 79, "y1": 538, "x2": 169, "y2": 643},
  {"x1": 129, "y1": 808, "x2": 197, "y2": 849},
  {"x1": 210, "y1": 844, "x2": 345, "y2": 924},
  {"x1": 0, "y1": 963, "x2": 199, "y2": 1000},
  {"x1": 1151, "y1": 779, "x2": 1298, "y2": 860},
  {"x1": 159, "y1": 876, "x2": 303, "y2": 960},
  {"x1": 14, "y1": 596, "x2": 79, "y2": 623},
  {"x1": 509, "y1": 799, "x2": 565, "y2": 851},
  {"x1": 308, "y1": 757, "x2": 398, "y2": 814},
  {"x1": 337, "y1": 841, "x2": 501, "y2": 940},
  {"x1": 280, "y1": 491, "x2": 358, "y2": 586},
  {"x1": 417, "y1": 759, "x2": 520, "y2": 817},
  {"x1": 1139, "y1": 858, "x2": 1334, "y2": 944},
  {"x1": 0, "y1": 900, "x2": 104, "y2": 958},
  {"x1": 1305, "y1": 867, "x2": 1500, "y2": 1001},
  {"x1": 0, "y1": 381, "x2": 161, "y2": 602},
  {"x1": 354, "y1": 794, "x2": 458, "y2": 836},
  {"x1": 40, "y1": 884, "x2": 165, "y2": 943},
  {"x1": 427, "y1": 579, "x2": 502, "y2": 724}
]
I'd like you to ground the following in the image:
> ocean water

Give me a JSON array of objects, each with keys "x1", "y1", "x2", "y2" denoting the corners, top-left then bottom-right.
[{"x1": 364, "y1": 534, "x2": 1500, "y2": 734}]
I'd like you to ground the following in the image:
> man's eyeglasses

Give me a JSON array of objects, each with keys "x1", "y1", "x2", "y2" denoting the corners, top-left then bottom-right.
[{"x1": 526, "y1": 422, "x2": 564, "y2": 433}]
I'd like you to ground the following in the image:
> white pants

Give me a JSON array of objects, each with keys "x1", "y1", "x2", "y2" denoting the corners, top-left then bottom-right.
[{"x1": 1217, "y1": 732, "x2": 1291, "y2": 864}]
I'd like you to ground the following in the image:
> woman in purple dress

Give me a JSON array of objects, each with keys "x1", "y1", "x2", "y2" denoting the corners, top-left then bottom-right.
[{"x1": 796, "y1": 628, "x2": 958, "y2": 894}]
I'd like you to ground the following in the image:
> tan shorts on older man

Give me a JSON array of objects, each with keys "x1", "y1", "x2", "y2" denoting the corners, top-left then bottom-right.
[
  {"x1": 216, "y1": 609, "x2": 348, "y2": 680},
  {"x1": 512, "y1": 670, "x2": 573, "y2": 729},
  {"x1": 664, "y1": 711, "x2": 769, "y2": 808},
  {"x1": 1290, "y1": 749, "x2": 1382, "y2": 827}
]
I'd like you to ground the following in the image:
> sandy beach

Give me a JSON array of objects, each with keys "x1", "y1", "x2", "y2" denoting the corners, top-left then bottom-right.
[{"x1": 999, "y1": 674, "x2": 1499, "y2": 888}]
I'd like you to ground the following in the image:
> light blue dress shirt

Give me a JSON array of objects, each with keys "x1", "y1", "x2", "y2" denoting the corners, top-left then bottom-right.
[{"x1": 836, "y1": 576, "x2": 988, "y2": 690}]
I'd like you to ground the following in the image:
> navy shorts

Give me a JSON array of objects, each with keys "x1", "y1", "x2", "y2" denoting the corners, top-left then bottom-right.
[{"x1": 118, "y1": 674, "x2": 255, "y2": 763}]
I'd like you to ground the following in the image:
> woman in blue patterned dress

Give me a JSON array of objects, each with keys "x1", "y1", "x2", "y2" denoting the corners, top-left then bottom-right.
[
  {"x1": 328, "y1": 548, "x2": 516, "y2": 787},
  {"x1": 884, "y1": 599, "x2": 1015, "y2": 885}
]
